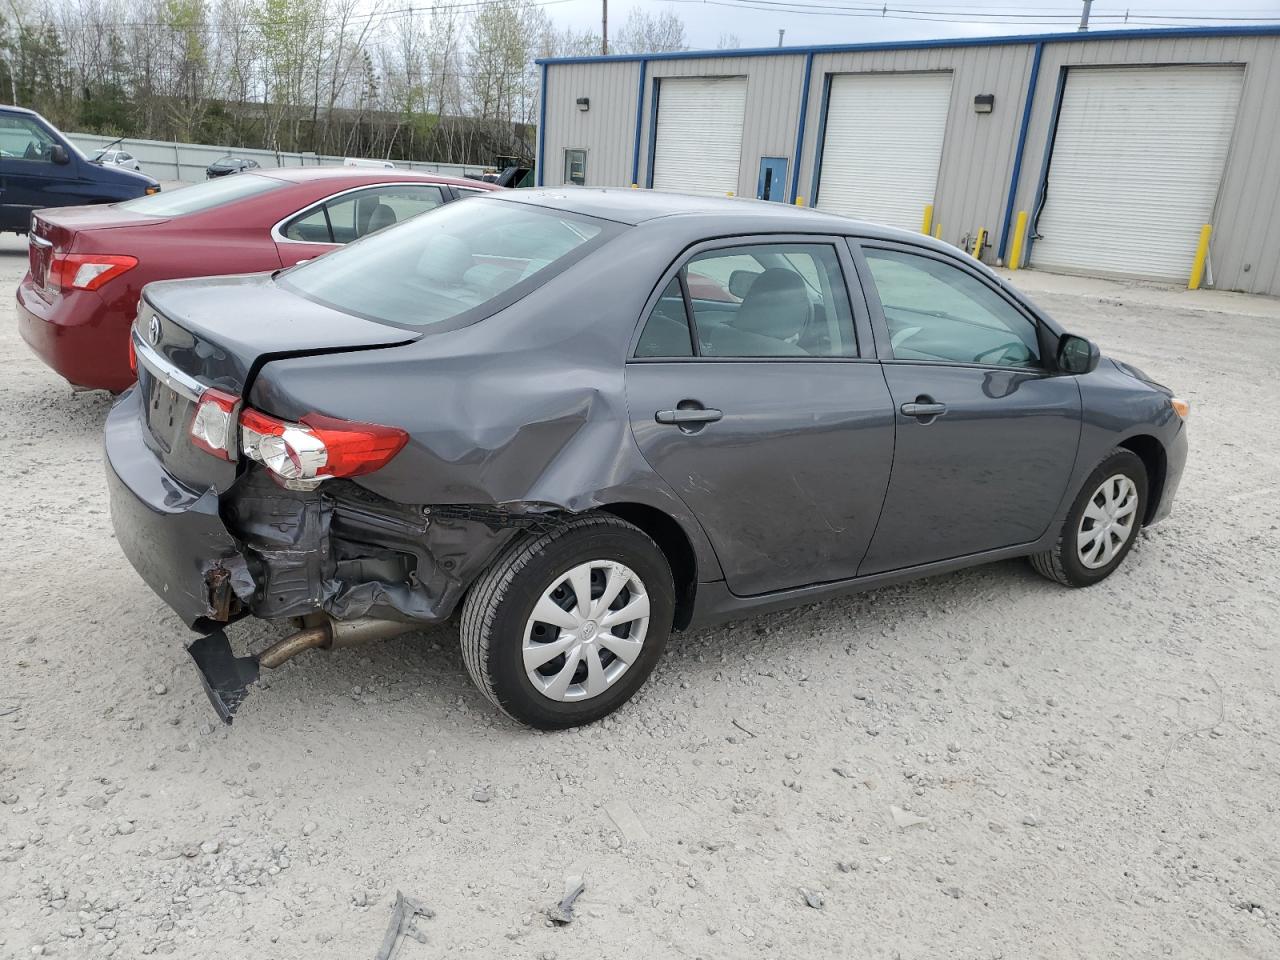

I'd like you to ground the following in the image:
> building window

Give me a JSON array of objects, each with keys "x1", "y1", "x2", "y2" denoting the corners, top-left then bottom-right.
[{"x1": 564, "y1": 149, "x2": 587, "y2": 186}]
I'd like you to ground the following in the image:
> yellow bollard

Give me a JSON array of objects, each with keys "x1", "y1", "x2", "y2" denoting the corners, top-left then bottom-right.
[
  {"x1": 794, "y1": 196, "x2": 805, "y2": 207},
  {"x1": 1188, "y1": 224, "x2": 1212, "y2": 290},
  {"x1": 921, "y1": 203, "x2": 934, "y2": 236},
  {"x1": 972, "y1": 228, "x2": 986, "y2": 260},
  {"x1": 933, "y1": 223, "x2": 942, "y2": 240},
  {"x1": 1009, "y1": 210, "x2": 1028, "y2": 270}
]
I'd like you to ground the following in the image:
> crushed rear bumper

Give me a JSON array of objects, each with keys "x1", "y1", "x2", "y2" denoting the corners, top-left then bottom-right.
[{"x1": 104, "y1": 388, "x2": 255, "y2": 627}]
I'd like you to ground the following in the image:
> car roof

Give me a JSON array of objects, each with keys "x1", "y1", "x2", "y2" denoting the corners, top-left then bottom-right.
[
  {"x1": 257, "y1": 166, "x2": 499, "y2": 190},
  {"x1": 490, "y1": 187, "x2": 943, "y2": 246}
]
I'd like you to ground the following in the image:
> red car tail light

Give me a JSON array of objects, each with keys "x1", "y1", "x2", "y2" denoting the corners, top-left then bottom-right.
[
  {"x1": 48, "y1": 253, "x2": 138, "y2": 292},
  {"x1": 189, "y1": 388, "x2": 241, "y2": 460},
  {"x1": 239, "y1": 407, "x2": 408, "y2": 489}
]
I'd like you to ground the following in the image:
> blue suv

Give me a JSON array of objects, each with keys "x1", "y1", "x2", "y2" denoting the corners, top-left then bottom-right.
[{"x1": 0, "y1": 106, "x2": 160, "y2": 232}]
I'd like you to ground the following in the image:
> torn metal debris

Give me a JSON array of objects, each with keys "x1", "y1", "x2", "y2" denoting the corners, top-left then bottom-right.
[
  {"x1": 546, "y1": 875, "x2": 586, "y2": 926},
  {"x1": 373, "y1": 890, "x2": 433, "y2": 960}
]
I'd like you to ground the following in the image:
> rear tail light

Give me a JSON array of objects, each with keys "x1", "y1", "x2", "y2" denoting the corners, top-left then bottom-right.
[
  {"x1": 239, "y1": 407, "x2": 408, "y2": 489},
  {"x1": 184, "y1": 385, "x2": 407, "y2": 485},
  {"x1": 48, "y1": 253, "x2": 138, "y2": 292},
  {"x1": 127, "y1": 336, "x2": 137, "y2": 376},
  {"x1": 189, "y1": 388, "x2": 240, "y2": 460}
]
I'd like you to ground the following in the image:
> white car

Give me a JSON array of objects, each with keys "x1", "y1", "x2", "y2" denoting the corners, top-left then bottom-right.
[{"x1": 92, "y1": 147, "x2": 141, "y2": 172}]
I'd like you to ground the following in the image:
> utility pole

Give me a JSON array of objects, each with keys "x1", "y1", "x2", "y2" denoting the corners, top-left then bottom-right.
[
  {"x1": 602, "y1": 0, "x2": 609, "y2": 55},
  {"x1": 1078, "y1": 0, "x2": 1092, "y2": 31},
  {"x1": 778, "y1": 29, "x2": 785, "y2": 47}
]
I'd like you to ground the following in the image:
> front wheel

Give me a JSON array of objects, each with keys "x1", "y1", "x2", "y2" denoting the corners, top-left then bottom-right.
[
  {"x1": 460, "y1": 515, "x2": 674, "y2": 729},
  {"x1": 1031, "y1": 449, "x2": 1148, "y2": 587}
]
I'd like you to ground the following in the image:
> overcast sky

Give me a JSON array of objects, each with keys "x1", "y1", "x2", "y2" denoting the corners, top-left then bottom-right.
[{"x1": 550, "y1": 0, "x2": 1280, "y2": 51}]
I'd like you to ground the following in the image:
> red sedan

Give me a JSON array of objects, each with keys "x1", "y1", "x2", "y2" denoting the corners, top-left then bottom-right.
[{"x1": 17, "y1": 167, "x2": 499, "y2": 392}]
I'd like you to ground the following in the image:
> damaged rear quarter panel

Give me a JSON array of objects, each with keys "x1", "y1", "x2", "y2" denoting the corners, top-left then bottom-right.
[{"x1": 243, "y1": 224, "x2": 726, "y2": 605}]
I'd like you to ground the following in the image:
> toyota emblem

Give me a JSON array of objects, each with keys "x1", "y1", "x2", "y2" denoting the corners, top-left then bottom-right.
[{"x1": 148, "y1": 315, "x2": 161, "y2": 345}]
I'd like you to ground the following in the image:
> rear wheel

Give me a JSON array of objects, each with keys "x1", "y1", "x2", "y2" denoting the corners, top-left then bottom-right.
[
  {"x1": 460, "y1": 515, "x2": 674, "y2": 729},
  {"x1": 1031, "y1": 449, "x2": 1147, "y2": 587}
]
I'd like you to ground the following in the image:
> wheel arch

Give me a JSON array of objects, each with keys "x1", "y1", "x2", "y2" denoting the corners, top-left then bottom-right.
[
  {"x1": 600, "y1": 502, "x2": 698, "y2": 630},
  {"x1": 1117, "y1": 434, "x2": 1167, "y2": 525}
]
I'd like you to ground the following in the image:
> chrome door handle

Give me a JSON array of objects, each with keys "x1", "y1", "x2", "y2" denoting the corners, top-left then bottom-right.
[
  {"x1": 900, "y1": 401, "x2": 946, "y2": 419},
  {"x1": 655, "y1": 408, "x2": 723, "y2": 425}
]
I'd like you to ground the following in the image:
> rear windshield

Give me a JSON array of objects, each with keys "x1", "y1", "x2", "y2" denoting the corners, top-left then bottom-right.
[
  {"x1": 117, "y1": 173, "x2": 282, "y2": 216},
  {"x1": 278, "y1": 198, "x2": 618, "y2": 329}
]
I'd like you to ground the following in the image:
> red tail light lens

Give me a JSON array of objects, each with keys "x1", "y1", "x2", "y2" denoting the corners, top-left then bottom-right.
[
  {"x1": 127, "y1": 336, "x2": 137, "y2": 376},
  {"x1": 48, "y1": 253, "x2": 138, "y2": 292},
  {"x1": 239, "y1": 407, "x2": 408, "y2": 488},
  {"x1": 189, "y1": 388, "x2": 240, "y2": 460}
]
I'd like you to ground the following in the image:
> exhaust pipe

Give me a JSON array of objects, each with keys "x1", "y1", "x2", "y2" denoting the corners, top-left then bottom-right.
[
  {"x1": 187, "y1": 616, "x2": 417, "y2": 724},
  {"x1": 258, "y1": 616, "x2": 415, "y2": 668}
]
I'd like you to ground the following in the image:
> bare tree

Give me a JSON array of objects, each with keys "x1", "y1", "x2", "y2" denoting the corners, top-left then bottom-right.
[
  {"x1": 614, "y1": 8, "x2": 688, "y2": 55},
  {"x1": 1, "y1": 0, "x2": 692, "y2": 165}
]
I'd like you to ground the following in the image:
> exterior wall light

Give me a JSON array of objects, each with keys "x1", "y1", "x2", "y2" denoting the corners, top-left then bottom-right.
[
  {"x1": 577, "y1": 97, "x2": 590, "y2": 112},
  {"x1": 974, "y1": 94, "x2": 995, "y2": 114}
]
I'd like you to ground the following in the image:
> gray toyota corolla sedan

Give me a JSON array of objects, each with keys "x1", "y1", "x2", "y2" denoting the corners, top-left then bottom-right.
[{"x1": 106, "y1": 188, "x2": 1188, "y2": 729}]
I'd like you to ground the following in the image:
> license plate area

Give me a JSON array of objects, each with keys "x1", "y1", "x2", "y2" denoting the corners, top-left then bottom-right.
[
  {"x1": 139, "y1": 366, "x2": 193, "y2": 457},
  {"x1": 29, "y1": 235, "x2": 53, "y2": 294}
]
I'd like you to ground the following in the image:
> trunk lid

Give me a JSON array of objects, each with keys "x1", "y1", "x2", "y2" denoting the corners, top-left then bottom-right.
[
  {"x1": 29, "y1": 207, "x2": 167, "y2": 299},
  {"x1": 135, "y1": 273, "x2": 421, "y2": 492}
]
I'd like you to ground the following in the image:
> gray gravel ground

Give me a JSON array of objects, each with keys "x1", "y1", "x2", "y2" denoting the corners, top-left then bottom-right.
[{"x1": 1, "y1": 232, "x2": 1278, "y2": 959}]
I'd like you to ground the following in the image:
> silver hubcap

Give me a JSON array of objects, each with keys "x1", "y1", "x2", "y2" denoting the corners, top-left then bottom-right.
[
  {"x1": 1077, "y1": 474, "x2": 1139, "y2": 570},
  {"x1": 522, "y1": 560, "x2": 650, "y2": 702}
]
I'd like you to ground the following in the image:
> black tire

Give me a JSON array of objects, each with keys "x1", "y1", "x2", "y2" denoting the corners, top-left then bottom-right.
[
  {"x1": 459, "y1": 514, "x2": 675, "y2": 729},
  {"x1": 1031, "y1": 449, "x2": 1148, "y2": 588}
]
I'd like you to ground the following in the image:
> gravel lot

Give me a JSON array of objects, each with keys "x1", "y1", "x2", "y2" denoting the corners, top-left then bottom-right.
[{"x1": 2, "y1": 231, "x2": 1278, "y2": 960}]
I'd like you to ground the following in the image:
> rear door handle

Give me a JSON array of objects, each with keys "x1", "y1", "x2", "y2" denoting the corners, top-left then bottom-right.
[
  {"x1": 900, "y1": 401, "x2": 947, "y2": 419},
  {"x1": 655, "y1": 408, "x2": 723, "y2": 425}
]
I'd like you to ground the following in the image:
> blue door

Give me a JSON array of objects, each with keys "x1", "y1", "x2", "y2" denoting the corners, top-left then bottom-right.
[{"x1": 756, "y1": 157, "x2": 789, "y2": 202}]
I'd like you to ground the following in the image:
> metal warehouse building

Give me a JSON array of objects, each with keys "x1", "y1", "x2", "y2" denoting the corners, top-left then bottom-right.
[{"x1": 535, "y1": 25, "x2": 1280, "y2": 295}]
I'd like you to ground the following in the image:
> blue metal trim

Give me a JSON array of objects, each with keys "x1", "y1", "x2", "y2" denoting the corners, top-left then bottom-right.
[
  {"x1": 997, "y1": 41, "x2": 1044, "y2": 262},
  {"x1": 536, "y1": 62, "x2": 547, "y2": 186},
  {"x1": 790, "y1": 51, "x2": 815, "y2": 204},
  {"x1": 808, "y1": 72, "x2": 833, "y2": 209},
  {"x1": 644, "y1": 78, "x2": 661, "y2": 189},
  {"x1": 631, "y1": 60, "x2": 647, "y2": 186},
  {"x1": 536, "y1": 24, "x2": 1280, "y2": 66},
  {"x1": 1024, "y1": 65, "x2": 1071, "y2": 267}
]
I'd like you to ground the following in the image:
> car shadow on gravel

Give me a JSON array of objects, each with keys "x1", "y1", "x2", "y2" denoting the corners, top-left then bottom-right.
[{"x1": 230, "y1": 557, "x2": 1057, "y2": 731}]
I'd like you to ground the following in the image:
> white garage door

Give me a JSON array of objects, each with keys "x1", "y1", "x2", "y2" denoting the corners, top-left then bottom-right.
[
  {"x1": 1032, "y1": 65, "x2": 1244, "y2": 282},
  {"x1": 651, "y1": 77, "x2": 747, "y2": 197},
  {"x1": 816, "y1": 72, "x2": 953, "y2": 230}
]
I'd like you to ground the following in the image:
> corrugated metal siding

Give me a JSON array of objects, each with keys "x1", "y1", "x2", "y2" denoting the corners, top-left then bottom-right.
[
  {"x1": 1016, "y1": 35, "x2": 1280, "y2": 294},
  {"x1": 543, "y1": 33, "x2": 1280, "y2": 294},
  {"x1": 540, "y1": 60, "x2": 640, "y2": 187}
]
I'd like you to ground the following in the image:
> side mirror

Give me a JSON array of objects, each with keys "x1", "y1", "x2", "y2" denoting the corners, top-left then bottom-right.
[
  {"x1": 1057, "y1": 333, "x2": 1100, "y2": 375},
  {"x1": 50, "y1": 144, "x2": 70, "y2": 165}
]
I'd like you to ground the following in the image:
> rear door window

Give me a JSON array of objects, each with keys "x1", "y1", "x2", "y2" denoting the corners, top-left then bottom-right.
[
  {"x1": 635, "y1": 243, "x2": 858, "y2": 358},
  {"x1": 283, "y1": 184, "x2": 447, "y2": 243}
]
